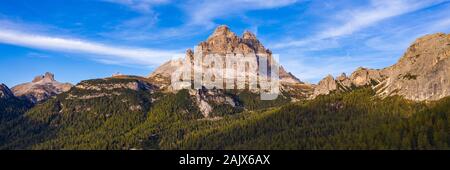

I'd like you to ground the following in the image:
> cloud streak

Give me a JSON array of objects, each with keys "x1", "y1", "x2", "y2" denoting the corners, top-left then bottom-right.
[
  {"x1": 0, "y1": 28, "x2": 179, "y2": 66},
  {"x1": 274, "y1": 0, "x2": 446, "y2": 49},
  {"x1": 184, "y1": 0, "x2": 299, "y2": 27},
  {"x1": 271, "y1": 0, "x2": 450, "y2": 83},
  {"x1": 103, "y1": 0, "x2": 170, "y2": 13}
]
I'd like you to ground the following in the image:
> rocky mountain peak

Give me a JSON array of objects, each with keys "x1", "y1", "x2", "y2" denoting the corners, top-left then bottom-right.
[
  {"x1": 312, "y1": 33, "x2": 450, "y2": 101},
  {"x1": 207, "y1": 25, "x2": 236, "y2": 40},
  {"x1": 150, "y1": 25, "x2": 303, "y2": 87},
  {"x1": 0, "y1": 83, "x2": 14, "y2": 99},
  {"x1": 201, "y1": 25, "x2": 268, "y2": 55},
  {"x1": 324, "y1": 74, "x2": 335, "y2": 82},
  {"x1": 312, "y1": 75, "x2": 337, "y2": 97},
  {"x1": 32, "y1": 72, "x2": 56, "y2": 83},
  {"x1": 396, "y1": 33, "x2": 449, "y2": 66},
  {"x1": 242, "y1": 30, "x2": 257, "y2": 40},
  {"x1": 337, "y1": 73, "x2": 347, "y2": 80},
  {"x1": 377, "y1": 32, "x2": 450, "y2": 101},
  {"x1": 12, "y1": 72, "x2": 73, "y2": 103}
]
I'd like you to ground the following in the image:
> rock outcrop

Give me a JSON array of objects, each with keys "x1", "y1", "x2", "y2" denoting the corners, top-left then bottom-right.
[
  {"x1": 312, "y1": 33, "x2": 450, "y2": 101},
  {"x1": 149, "y1": 25, "x2": 304, "y2": 88},
  {"x1": 75, "y1": 79, "x2": 153, "y2": 91},
  {"x1": 376, "y1": 33, "x2": 450, "y2": 101},
  {"x1": 12, "y1": 72, "x2": 73, "y2": 103},
  {"x1": 150, "y1": 27, "x2": 449, "y2": 103},
  {"x1": 313, "y1": 75, "x2": 338, "y2": 96},
  {"x1": 148, "y1": 25, "x2": 314, "y2": 116},
  {"x1": 148, "y1": 59, "x2": 184, "y2": 89},
  {"x1": 0, "y1": 84, "x2": 14, "y2": 99},
  {"x1": 188, "y1": 88, "x2": 238, "y2": 117},
  {"x1": 67, "y1": 76, "x2": 156, "y2": 100}
]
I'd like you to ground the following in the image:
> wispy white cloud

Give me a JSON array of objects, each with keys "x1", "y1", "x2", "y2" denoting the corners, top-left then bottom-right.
[
  {"x1": 26, "y1": 52, "x2": 51, "y2": 59},
  {"x1": 100, "y1": 0, "x2": 173, "y2": 42},
  {"x1": 0, "y1": 28, "x2": 179, "y2": 66},
  {"x1": 273, "y1": 0, "x2": 446, "y2": 49},
  {"x1": 364, "y1": 3, "x2": 450, "y2": 52},
  {"x1": 271, "y1": 0, "x2": 450, "y2": 83},
  {"x1": 102, "y1": 0, "x2": 300, "y2": 43},
  {"x1": 318, "y1": 0, "x2": 439, "y2": 38},
  {"x1": 103, "y1": 0, "x2": 171, "y2": 13},
  {"x1": 183, "y1": 0, "x2": 299, "y2": 27}
]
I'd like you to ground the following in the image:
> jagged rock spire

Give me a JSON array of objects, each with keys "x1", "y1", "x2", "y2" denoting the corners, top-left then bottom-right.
[
  {"x1": 312, "y1": 33, "x2": 450, "y2": 101},
  {"x1": 149, "y1": 25, "x2": 304, "y2": 90},
  {"x1": 12, "y1": 72, "x2": 72, "y2": 103},
  {"x1": 32, "y1": 72, "x2": 55, "y2": 83},
  {"x1": 0, "y1": 83, "x2": 14, "y2": 99},
  {"x1": 242, "y1": 30, "x2": 257, "y2": 40}
]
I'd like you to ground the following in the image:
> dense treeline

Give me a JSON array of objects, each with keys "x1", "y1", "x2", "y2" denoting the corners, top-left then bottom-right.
[
  {"x1": 0, "y1": 97, "x2": 50, "y2": 149},
  {"x1": 0, "y1": 78, "x2": 449, "y2": 150},
  {"x1": 173, "y1": 88, "x2": 449, "y2": 149}
]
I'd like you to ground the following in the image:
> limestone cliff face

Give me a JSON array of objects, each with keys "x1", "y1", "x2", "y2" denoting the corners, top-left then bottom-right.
[
  {"x1": 149, "y1": 28, "x2": 450, "y2": 103},
  {"x1": 12, "y1": 72, "x2": 73, "y2": 103},
  {"x1": 377, "y1": 33, "x2": 450, "y2": 101},
  {"x1": 149, "y1": 25, "x2": 303, "y2": 87},
  {"x1": 148, "y1": 25, "x2": 312, "y2": 116},
  {"x1": 313, "y1": 75, "x2": 338, "y2": 97},
  {"x1": 199, "y1": 26, "x2": 267, "y2": 55},
  {"x1": 312, "y1": 33, "x2": 450, "y2": 101},
  {"x1": 148, "y1": 59, "x2": 184, "y2": 89},
  {"x1": 0, "y1": 84, "x2": 14, "y2": 99}
]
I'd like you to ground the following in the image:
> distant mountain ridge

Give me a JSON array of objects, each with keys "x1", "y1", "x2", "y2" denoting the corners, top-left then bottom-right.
[
  {"x1": 147, "y1": 25, "x2": 313, "y2": 116},
  {"x1": 11, "y1": 72, "x2": 73, "y2": 103},
  {"x1": 149, "y1": 25, "x2": 304, "y2": 87},
  {"x1": 313, "y1": 33, "x2": 450, "y2": 101},
  {"x1": 0, "y1": 26, "x2": 449, "y2": 150},
  {"x1": 150, "y1": 26, "x2": 449, "y2": 102}
]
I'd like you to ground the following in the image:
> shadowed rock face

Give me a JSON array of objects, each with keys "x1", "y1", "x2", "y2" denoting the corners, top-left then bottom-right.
[
  {"x1": 313, "y1": 33, "x2": 450, "y2": 101},
  {"x1": 12, "y1": 72, "x2": 73, "y2": 103},
  {"x1": 0, "y1": 84, "x2": 14, "y2": 99}
]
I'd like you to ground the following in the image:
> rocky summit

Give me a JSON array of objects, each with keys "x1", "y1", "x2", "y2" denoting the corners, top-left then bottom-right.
[
  {"x1": 149, "y1": 25, "x2": 303, "y2": 87},
  {"x1": 0, "y1": 84, "x2": 14, "y2": 99},
  {"x1": 150, "y1": 26, "x2": 450, "y2": 103},
  {"x1": 0, "y1": 25, "x2": 449, "y2": 150},
  {"x1": 148, "y1": 25, "x2": 313, "y2": 116},
  {"x1": 11, "y1": 72, "x2": 73, "y2": 103},
  {"x1": 312, "y1": 33, "x2": 450, "y2": 101}
]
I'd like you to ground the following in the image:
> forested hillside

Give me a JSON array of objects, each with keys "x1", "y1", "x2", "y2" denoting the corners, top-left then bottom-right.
[
  {"x1": 1, "y1": 82, "x2": 448, "y2": 149},
  {"x1": 174, "y1": 88, "x2": 449, "y2": 149}
]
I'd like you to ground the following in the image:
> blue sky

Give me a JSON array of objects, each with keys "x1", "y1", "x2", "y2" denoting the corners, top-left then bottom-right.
[{"x1": 1, "y1": 0, "x2": 450, "y2": 87}]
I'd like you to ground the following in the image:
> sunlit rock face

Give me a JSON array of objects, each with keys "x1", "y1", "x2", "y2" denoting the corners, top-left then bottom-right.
[
  {"x1": 376, "y1": 33, "x2": 450, "y2": 101},
  {"x1": 147, "y1": 25, "x2": 313, "y2": 116},
  {"x1": 12, "y1": 72, "x2": 73, "y2": 103},
  {"x1": 149, "y1": 25, "x2": 307, "y2": 92},
  {"x1": 312, "y1": 33, "x2": 450, "y2": 101}
]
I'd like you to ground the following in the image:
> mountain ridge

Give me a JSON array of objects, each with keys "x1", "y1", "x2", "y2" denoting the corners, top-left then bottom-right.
[
  {"x1": 11, "y1": 72, "x2": 73, "y2": 103},
  {"x1": 0, "y1": 84, "x2": 14, "y2": 99},
  {"x1": 312, "y1": 32, "x2": 450, "y2": 101},
  {"x1": 149, "y1": 25, "x2": 304, "y2": 87},
  {"x1": 0, "y1": 27, "x2": 449, "y2": 150}
]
